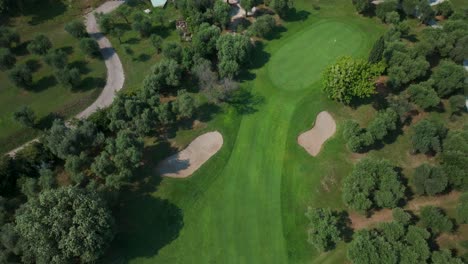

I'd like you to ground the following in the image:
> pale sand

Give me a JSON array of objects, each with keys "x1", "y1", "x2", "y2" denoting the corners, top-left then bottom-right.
[
  {"x1": 298, "y1": 111, "x2": 336, "y2": 157},
  {"x1": 157, "y1": 131, "x2": 223, "y2": 178}
]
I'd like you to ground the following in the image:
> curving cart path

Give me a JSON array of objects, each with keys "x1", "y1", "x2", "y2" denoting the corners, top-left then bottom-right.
[{"x1": 7, "y1": 1, "x2": 125, "y2": 156}]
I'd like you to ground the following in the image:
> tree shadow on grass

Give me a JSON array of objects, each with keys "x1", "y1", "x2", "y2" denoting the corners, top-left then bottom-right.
[
  {"x1": 75, "y1": 76, "x2": 106, "y2": 92},
  {"x1": 25, "y1": 59, "x2": 41, "y2": 73},
  {"x1": 197, "y1": 103, "x2": 222, "y2": 123},
  {"x1": 36, "y1": 112, "x2": 63, "y2": 131},
  {"x1": 12, "y1": 41, "x2": 30, "y2": 56},
  {"x1": 283, "y1": 8, "x2": 311, "y2": 22},
  {"x1": 249, "y1": 41, "x2": 270, "y2": 70},
  {"x1": 69, "y1": 60, "x2": 91, "y2": 75},
  {"x1": 22, "y1": 0, "x2": 67, "y2": 26},
  {"x1": 226, "y1": 88, "x2": 265, "y2": 115},
  {"x1": 265, "y1": 25, "x2": 287, "y2": 41},
  {"x1": 59, "y1": 46, "x2": 74, "y2": 55},
  {"x1": 33, "y1": 75, "x2": 57, "y2": 92}
]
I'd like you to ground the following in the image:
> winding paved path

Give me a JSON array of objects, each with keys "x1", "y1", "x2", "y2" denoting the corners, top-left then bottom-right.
[{"x1": 6, "y1": 1, "x2": 125, "y2": 156}]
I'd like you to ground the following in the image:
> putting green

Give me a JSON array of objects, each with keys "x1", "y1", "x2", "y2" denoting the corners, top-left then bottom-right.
[{"x1": 268, "y1": 21, "x2": 365, "y2": 91}]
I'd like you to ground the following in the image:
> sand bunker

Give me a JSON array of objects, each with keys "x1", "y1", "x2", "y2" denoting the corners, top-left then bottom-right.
[
  {"x1": 298, "y1": 111, "x2": 336, "y2": 156},
  {"x1": 157, "y1": 131, "x2": 223, "y2": 178}
]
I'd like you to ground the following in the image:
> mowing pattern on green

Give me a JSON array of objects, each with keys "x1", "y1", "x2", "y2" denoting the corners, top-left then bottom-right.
[{"x1": 268, "y1": 21, "x2": 365, "y2": 91}]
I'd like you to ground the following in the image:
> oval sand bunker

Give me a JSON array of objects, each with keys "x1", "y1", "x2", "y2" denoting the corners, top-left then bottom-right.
[
  {"x1": 298, "y1": 111, "x2": 336, "y2": 157},
  {"x1": 157, "y1": 131, "x2": 223, "y2": 178}
]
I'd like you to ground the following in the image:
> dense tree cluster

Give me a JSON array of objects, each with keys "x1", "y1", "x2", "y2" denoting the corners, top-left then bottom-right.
[
  {"x1": 441, "y1": 128, "x2": 468, "y2": 190},
  {"x1": 305, "y1": 208, "x2": 348, "y2": 252},
  {"x1": 216, "y1": 34, "x2": 252, "y2": 78},
  {"x1": 419, "y1": 206, "x2": 453, "y2": 234},
  {"x1": 342, "y1": 157, "x2": 405, "y2": 212},
  {"x1": 407, "y1": 80, "x2": 440, "y2": 110},
  {"x1": 249, "y1": 15, "x2": 276, "y2": 38},
  {"x1": 322, "y1": 56, "x2": 384, "y2": 104}
]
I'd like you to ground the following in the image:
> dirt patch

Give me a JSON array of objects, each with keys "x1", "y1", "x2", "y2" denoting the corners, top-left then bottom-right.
[
  {"x1": 298, "y1": 111, "x2": 336, "y2": 156},
  {"x1": 350, "y1": 209, "x2": 393, "y2": 230},
  {"x1": 157, "y1": 131, "x2": 223, "y2": 178}
]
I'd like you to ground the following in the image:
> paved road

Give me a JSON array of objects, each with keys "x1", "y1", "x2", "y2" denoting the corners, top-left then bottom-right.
[{"x1": 6, "y1": 1, "x2": 125, "y2": 156}]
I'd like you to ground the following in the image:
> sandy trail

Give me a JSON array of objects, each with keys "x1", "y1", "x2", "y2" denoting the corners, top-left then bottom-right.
[
  {"x1": 157, "y1": 131, "x2": 224, "y2": 178},
  {"x1": 298, "y1": 111, "x2": 336, "y2": 156}
]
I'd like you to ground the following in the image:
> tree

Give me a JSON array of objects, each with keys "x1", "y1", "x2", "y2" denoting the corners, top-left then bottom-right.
[
  {"x1": 352, "y1": 0, "x2": 372, "y2": 14},
  {"x1": 249, "y1": 15, "x2": 276, "y2": 38},
  {"x1": 96, "y1": 12, "x2": 113, "y2": 34},
  {"x1": 457, "y1": 193, "x2": 468, "y2": 224},
  {"x1": 38, "y1": 168, "x2": 55, "y2": 190},
  {"x1": 0, "y1": 27, "x2": 20, "y2": 48},
  {"x1": 411, "y1": 119, "x2": 446, "y2": 154},
  {"x1": 367, "y1": 108, "x2": 398, "y2": 141},
  {"x1": 449, "y1": 35, "x2": 468, "y2": 63},
  {"x1": 419, "y1": 206, "x2": 453, "y2": 234},
  {"x1": 385, "y1": 11, "x2": 400, "y2": 24},
  {"x1": 44, "y1": 49, "x2": 68, "y2": 69},
  {"x1": 115, "y1": 4, "x2": 132, "y2": 24},
  {"x1": 387, "y1": 50, "x2": 429, "y2": 88},
  {"x1": 111, "y1": 27, "x2": 124, "y2": 43},
  {"x1": 432, "y1": 250, "x2": 464, "y2": 264},
  {"x1": 412, "y1": 164, "x2": 448, "y2": 196},
  {"x1": 192, "y1": 23, "x2": 221, "y2": 58},
  {"x1": 9, "y1": 64, "x2": 32, "y2": 88},
  {"x1": 392, "y1": 208, "x2": 412, "y2": 225},
  {"x1": 375, "y1": 0, "x2": 398, "y2": 21},
  {"x1": 213, "y1": 1, "x2": 231, "y2": 28},
  {"x1": 401, "y1": 0, "x2": 418, "y2": 17},
  {"x1": 13, "y1": 106, "x2": 36, "y2": 128},
  {"x1": 173, "y1": 89, "x2": 196, "y2": 119},
  {"x1": 0, "y1": 47, "x2": 15, "y2": 69},
  {"x1": 448, "y1": 95, "x2": 465, "y2": 116},
  {"x1": 305, "y1": 207, "x2": 347, "y2": 252},
  {"x1": 15, "y1": 187, "x2": 114, "y2": 263},
  {"x1": 216, "y1": 33, "x2": 252, "y2": 78},
  {"x1": 156, "y1": 102, "x2": 175, "y2": 125},
  {"x1": 430, "y1": 60, "x2": 466, "y2": 97},
  {"x1": 342, "y1": 157, "x2": 405, "y2": 212},
  {"x1": 162, "y1": 42, "x2": 183, "y2": 62},
  {"x1": 407, "y1": 81, "x2": 440, "y2": 109},
  {"x1": 368, "y1": 36, "x2": 385, "y2": 64},
  {"x1": 322, "y1": 56, "x2": 384, "y2": 104},
  {"x1": 79, "y1": 38, "x2": 100, "y2": 57},
  {"x1": 150, "y1": 34, "x2": 163, "y2": 53},
  {"x1": 143, "y1": 58, "x2": 182, "y2": 91},
  {"x1": 441, "y1": 128, "x2": 468, "y2": 190},
  {"x1": 272, "y1": 0, "x2": 294, "y2": 18},
  {"x1": 64, "y1": 20, "x2": 87, "y2": 38},
  {"x1": 132, "y1": 17, "x2": 152, "y2": 38},
  {"x1": 242, "y1": 0, "x2": 254, "y2": 16},
  {"x1": 418, "y1": 0, "x2": 435, "y2": 24},
  {"x1": 27, "y1": 34, "x2": 52, "y2": 55},
  {"x1": 435, "y1": 1, "x2": 453, "y2": 17},
  {"x1": 54, "y1": 67, "x2": 81, "y2": 89}
]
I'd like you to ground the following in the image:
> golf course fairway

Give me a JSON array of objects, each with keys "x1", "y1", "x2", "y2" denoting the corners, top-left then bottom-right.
[{"x1": 106, "y1": 1, "x2": 385, "y2": 263}]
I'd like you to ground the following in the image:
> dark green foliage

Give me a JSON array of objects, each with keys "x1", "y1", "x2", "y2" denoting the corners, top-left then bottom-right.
[
  {"x1": 375, "y1": 0, "x2": 398, "y2": 21},
  {"x1": 412, "y1": 164, "x2": 448, "y2": 196},
  {"x1": 387, "y1": 94, "x2": 414, "y2": 123},
  {"x1": 348, "y1": 223, "x2": 431, "y2": 264},
  {"x1": 392, "y1": 208, "x2": 412, "y2": 225},
  {"x1": 132, "y1": 16, "x2": 152, "y2": 38},
  {"x1": 172, "y1": 90, "x2": 196, "y2": 119},
  {"x1": 27, "y1": 34, "x2": 52, "y2": 55},
  {"x1": 0, "y1": 27, "x2": 20, "y2": 48},
  {"x1": 385, "y1": 11, "x2": 400, "y2": 24},
  {"x1": 0, "y1": 156, "x2": 15, "y2": 196},
  {"x1": 216, "y1": 33, "x2": 252, "y2": 78},
  {"x1": 96, "y1": 12, "x2": 113, "y2": 34},
  {"x1": 15, "y1": 187, "x2": 114, "y2": 263},
  {"x1": 441, "y1": 128, "x2": 468, "y2": 190},
  {"x1": 435, "y1": 1, "x2": 453, "y2": 17},
  {"x1": 38, "y1": 168, "x2": 55, "y2": 190},
  {"x1": 402, "y1": 0, "x2": 418, "y2": 16},
  {"x1": 431, "y1": 60, "x2": 466, "y2": 97},
  {"x1": 367, "y1": 108, "x2": 398, "y2": 141},
  {"x1": 411, "y1": 119, "x2": 446, "y2": 154},
  {"x1": 457, "y1": 193, "x2": 468, "y2": 224},
  {"x1": 322, "y1": 56, "x2": 384, "y2": 104},
  {"x1": 448, "y1": 95, "x2": 466, "y2": 116},
  {"x1": 343, "y1": 157, "x2": 405, "y2": 212},
  {"x1": 44, "y1": 49, "x2": 68, "y2": 69},
  {"x1": 162, "y1": 42, "x2": 183, "y2": 62},
  {"x1": 213, "y1": 1, "x2": 231, "y2": 28},
  {"x1": 271, "y1": 0, "x2": 294, "y2": 17},
  {"x1": 352, "y1": 0, "x2": 372, "y2": 14},
  {"x1": 143, "y1": 58, "x2": 182, "y2": 91},
  {"x1": 250, "y1": 15, "x2": 276, "y2": 38},
  {"x1": 150, "y1": 34, "x2": 163, "y2": 53},
  {"x1": 450, "y1": 35, "x2": 468, "y2": 63},
  {"x1": 192, "y1": 23, "x2": 221, "y2": 58},
  {"x1": 419, "y1": 206, "x2": 453, "y2": 234},
  {"x1": 64, "y1": 20, "x2": 87, "y2": 38},
  {"x1": 387, "y1": 48, "x2": 430, "y2": 88},
  {"x1": 13, "y1": 106, "x2": 35, "y2": 128},
  {"x1": 9, "y1": 64, "x2": 32, "y2": 88},
  {"x1": 407, "y1": 81, "x2": 440, "y2": 109},
  {"x1": 305, "y1": 208, "x2": 347, "y2": 252},
  {"x1": 79, "y1": 38, "x2": 100, "y2": 57},
  {"x1": 418, "y1": 0, "x2": 435, "y2": 24},
  {"x1": 157, "y1": 102, "x2": 175, "y2": 125},
  {"x1": 368, "y1": 36, "x2": 385, "y2": 63},
  {"x1": 0, "y1": 47, "x2": 15, "y2": 69},
  {"x1": 432, "y1": 250, "x2": 464, "y2": 264},
  {"x1": 54, "y1": 67, "x2": 81, "y2": 89}
]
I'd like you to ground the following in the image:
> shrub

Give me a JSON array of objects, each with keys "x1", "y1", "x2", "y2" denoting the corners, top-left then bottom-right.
[
  {"x1": 79, "y1": 38, "x2": 100, "y2": 57},
  {"x1": 27, "y1": 34, "x2": 52, "y2": 55},
  {"x1": 13, "y1": 106, "x2": 36, "y2": 128},
  {"x1": 367, "y1": 108, "x2": 398, "y2": 141},
  {"x1": 9, "y1": 64, "x2": 32, "y2": 88},
  {"x1": 44, "y1": 49, "x2": 68, "y2": 69},
  {"x1": 250, "y1": 15, "x2": 276, "y2": 38},
  {"x1": 368, "y1": 36, "x2": 385, "y2": 63},
  {"x1": 0, "y1": 47, "x2": 15, "y2": 69},
  {"x1": 64, "y1": 20, "x2": 87, "y2": 38},
  {"x1": 54, "y1": 67, "x2": 81, "y2": 89}
]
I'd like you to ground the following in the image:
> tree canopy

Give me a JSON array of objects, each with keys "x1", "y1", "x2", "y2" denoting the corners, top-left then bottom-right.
[
  {"x1": 305, "y1": 208, "x2": 347, "y2": 252},
  {"x1": 441, "y1": 128, "x2": 468, "y2": 190},
  {"x1": 412, "y1": 164, "x2": 448, "y2": 196},
  {"x1": 411, "y1": 119, "x2": 446, "y2": 154}
]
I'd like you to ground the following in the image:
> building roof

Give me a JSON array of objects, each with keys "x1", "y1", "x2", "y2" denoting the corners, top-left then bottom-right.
[{"x1": 150, "y1": 0, "x2": 167, "y2": 7}]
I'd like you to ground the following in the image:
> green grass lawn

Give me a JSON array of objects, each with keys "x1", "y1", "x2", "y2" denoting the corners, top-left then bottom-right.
[
  {"x1": 0, "y1": 1, "x2": 106, "y2": 154},
  {"x1": 104, "y1": 0, "x2": 385, "y2": 263}
]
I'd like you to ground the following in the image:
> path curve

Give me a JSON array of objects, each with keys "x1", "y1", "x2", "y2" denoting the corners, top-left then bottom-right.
[{"x1": 6, "y1": 1, "x2": 125, "y2": 156}]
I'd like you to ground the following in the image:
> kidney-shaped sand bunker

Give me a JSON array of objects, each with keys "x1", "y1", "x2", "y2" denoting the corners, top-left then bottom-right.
[
  {"x1": 157, "y1": 131, "x2": 223, "y2": 178},
  {"x1": 298, "y1": 111, "x2": 336, "y2": 156}
]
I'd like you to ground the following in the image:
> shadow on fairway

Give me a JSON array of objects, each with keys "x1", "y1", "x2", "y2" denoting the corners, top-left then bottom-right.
[
  {"x1": 227, "y1": 88, "x2": 265, "y2": 115},
  {"x1": 24, "y1": 0, "x2": 67, "y2": 26}
]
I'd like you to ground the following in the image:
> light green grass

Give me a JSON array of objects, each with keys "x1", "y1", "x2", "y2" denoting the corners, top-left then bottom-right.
[
  {"x1": 104, "y1": 0, "x2": 384, "y2": 263},
  {"x1": 0, "y1": 1, "x2": 106, "y2": 154}
]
